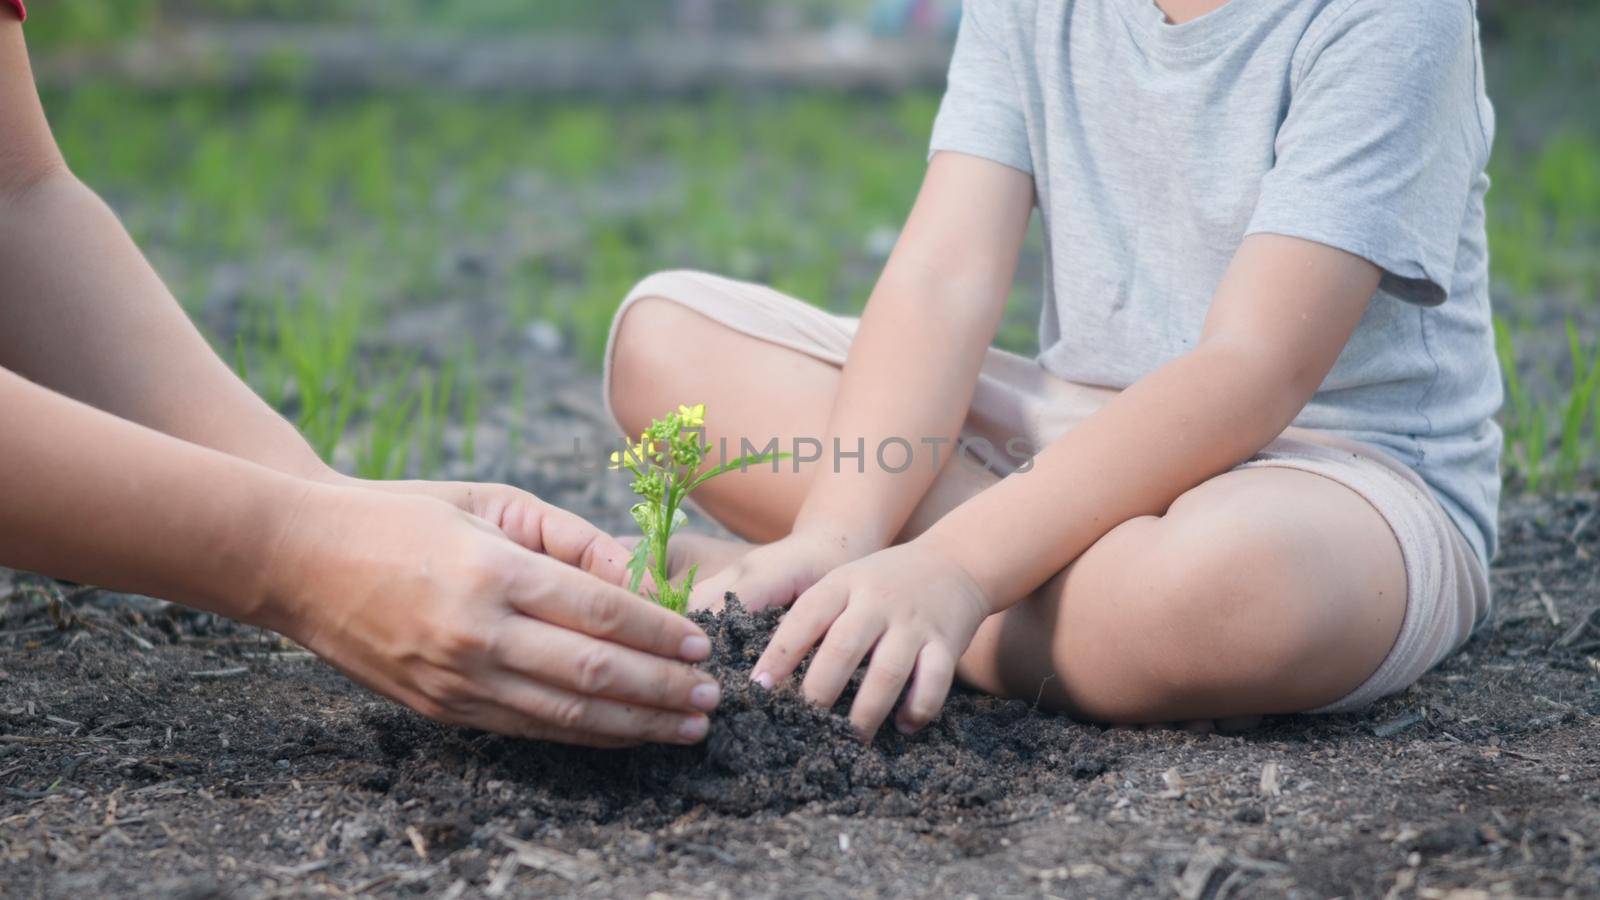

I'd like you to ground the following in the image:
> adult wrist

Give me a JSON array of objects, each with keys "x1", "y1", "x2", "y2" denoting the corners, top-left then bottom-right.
[
  {"x1": 298, "y1": 460, "x2": 357, "y2": 487},
  {"x1": 239, "y1": 477, "x2": 335, "y2": 638}
]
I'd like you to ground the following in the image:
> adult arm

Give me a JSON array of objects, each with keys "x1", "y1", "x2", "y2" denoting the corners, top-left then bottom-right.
[
  {"x1": 0, "y1": 20, "x2": 332, "y2": 481},
  {"x1": 0, "y1": 20, "x2": 718, "y2": 745},
  {"x1": 0, "y1": 361, "x2": 719, "y2": 746},
  {"x1": 0, "y1": 22, "x2": 639, "y2": 578}
]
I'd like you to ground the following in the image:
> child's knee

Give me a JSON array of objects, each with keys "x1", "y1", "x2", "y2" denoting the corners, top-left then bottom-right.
[
  {"x1": 1057, "y1": 521, "x2": 1321, "y2": 719},
  {"x1": 608, "y1": 287, "x2": 701, "y2": 432}
]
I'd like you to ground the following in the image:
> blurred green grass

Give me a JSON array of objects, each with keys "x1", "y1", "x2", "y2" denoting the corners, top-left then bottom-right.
[
  {"x1": 20, "y1": 0, "x2": 884, "y2": 49},
  {"x1": 50, "y1": 89, "x2": 942, "y2": 311},
  {"x1": 31, "y1": 2, "x2": 1600, "y2": 490},
  {"x1": 47, "y1": 88, "x2": 981, "y2": 477}
]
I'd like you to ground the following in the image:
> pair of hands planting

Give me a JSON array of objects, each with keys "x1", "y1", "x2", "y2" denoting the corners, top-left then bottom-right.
[{"x1": 272, "y1": 475, "x2": 725, "y2": 749}]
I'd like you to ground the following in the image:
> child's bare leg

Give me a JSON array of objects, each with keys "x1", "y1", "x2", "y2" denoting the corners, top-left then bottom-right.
[
  {"x1": 609, "y1": 296, "x2": 992, "y2": 543},
  {"x1": 610, "y1": 295, "x2": 1407, "y2": 721},
  {"x1": 956, "y1": 466, "x2": 1407, "y2": 722}
]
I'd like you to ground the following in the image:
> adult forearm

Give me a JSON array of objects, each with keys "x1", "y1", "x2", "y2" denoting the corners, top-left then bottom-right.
[
  {"x1": 922, "y1": 342, "x2": 1304, "y2": 610},
  {"x1": 0, "y1": 171, "x2": 330, "y2": 480},
  {"x1": 0, "y1": 364, "x2": 310, "y2": 623}
]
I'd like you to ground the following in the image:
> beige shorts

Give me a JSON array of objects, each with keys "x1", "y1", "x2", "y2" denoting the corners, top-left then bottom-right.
[{"x1": 604, "y1": 270, "x2": 1493, "y2": 713}]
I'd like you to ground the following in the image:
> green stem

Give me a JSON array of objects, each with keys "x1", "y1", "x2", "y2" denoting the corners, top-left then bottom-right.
[
  {"x1": 686, "y1": 451, "x2": 792, "y2": 493},
  {"x1": 652, "y1": 473, "x2": 677, "y2": 603}
]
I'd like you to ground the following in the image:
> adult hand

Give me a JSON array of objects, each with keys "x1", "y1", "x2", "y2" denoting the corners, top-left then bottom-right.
[
  {"x1": 259, "y1": 483, "x2": 720, "y2": 747},
  {"x1": 348, "y1": 477, "x2": 639, "y2": 589}
]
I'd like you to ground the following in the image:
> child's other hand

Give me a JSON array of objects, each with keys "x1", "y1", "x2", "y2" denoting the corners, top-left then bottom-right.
[
  {"x1": 686, "y1": 529, "x2": 860, "y2": 613},
  {"x1": 751, "y1": 540, "x2": 991, "y2": 740}
]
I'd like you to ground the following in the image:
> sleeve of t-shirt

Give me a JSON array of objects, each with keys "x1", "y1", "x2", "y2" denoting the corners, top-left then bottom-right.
[
  {"x1": 1246, "y1": 0, "x2": 1492, "y2": 306},
  {"x1": 4, "y1": 0, "x2": 25, "y2": 22},
  {"x1": 927, "y1": 2, "x2": 1033, "y2": 175}
]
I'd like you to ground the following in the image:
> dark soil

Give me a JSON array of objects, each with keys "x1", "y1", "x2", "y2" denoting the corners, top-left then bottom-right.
[
  {"x1": 365, "y1": 597, "x2": 1112, "y2": 831},
  {"x1": 3, "y1": 494, "x2": 1598, "y2": 897}
]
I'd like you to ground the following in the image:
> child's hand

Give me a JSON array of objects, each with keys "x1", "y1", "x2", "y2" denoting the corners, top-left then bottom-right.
[
  {"x1": 751, "y1": 539, "x2": 991, "y2": 739},
  {"x1": 687, "y1": 529, "x2": 861, "y2": 613}
]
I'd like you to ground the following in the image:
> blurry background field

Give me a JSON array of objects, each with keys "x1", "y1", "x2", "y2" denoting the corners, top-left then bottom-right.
[{"x1": 23, "y1": 0, "x2": 1600, "y2": 494}]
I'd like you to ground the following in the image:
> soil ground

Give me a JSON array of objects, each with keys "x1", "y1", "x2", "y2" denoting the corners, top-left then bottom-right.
[{"x1": 3, "y1": 394, "x2": 1597, "y2": 897}]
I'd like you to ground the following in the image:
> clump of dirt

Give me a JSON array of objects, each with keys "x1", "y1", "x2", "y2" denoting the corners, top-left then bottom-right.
[{"x1": 365, "y1": 597, "x2": 1114, "y2": 828}]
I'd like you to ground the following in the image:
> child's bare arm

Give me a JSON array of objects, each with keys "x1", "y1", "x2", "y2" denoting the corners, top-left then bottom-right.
[
  {"x1": 919, "y1": 233, "x2": 1381, "y2": 606},
  {"x1": 690, "y1": 151, "x2": 1033, "y2": 610},
  {"x1": 795, "y1": 151, "x2": 1033, "y2": 549},
  {"x1": 754, "y1": 233, "x2": 1382, "y2": 738}
]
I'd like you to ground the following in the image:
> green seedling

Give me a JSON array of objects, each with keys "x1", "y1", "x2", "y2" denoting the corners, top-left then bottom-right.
[
  {"x1": 1557, "y1": 320, "x2": 1600, "y2": 489},
  {"x1": 459, "y1": 345, "x2": 483, "y2": 466},
  {"x1": 354, "y1": 360, "x2": 420, "y2": 481},
  {"x1": 1494, "y1": 315, "x2": 1600, "y2": 491},
  {"x1": 611, "y1": 404, "x2": 786, "y2": 613}
]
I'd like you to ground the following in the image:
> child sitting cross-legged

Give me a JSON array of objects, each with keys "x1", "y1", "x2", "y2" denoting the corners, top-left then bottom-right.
[{"x1": 606, "y1": 0, "x2": 1499, "y2": 737}]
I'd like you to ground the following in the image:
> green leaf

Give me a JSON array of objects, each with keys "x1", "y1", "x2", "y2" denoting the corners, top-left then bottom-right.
[
  {"x1": 629, "y1": 501, "x2": 653, "y2": 535},
  {"x1": 687, "y1": 451, "x2": 793, "y2": 492},
  {"x1": 661, "y1": 584, "x2": 688, "y2": 615},
  {"x1": 626, "y1": 538, "x2": 650, "y2": 594}
]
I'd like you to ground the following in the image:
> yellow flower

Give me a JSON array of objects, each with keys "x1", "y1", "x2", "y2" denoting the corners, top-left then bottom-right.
[
  {"x1": 677, "y1": 403, "x2": 706, "y2": 428},
  {"x1": 611, "y1": 439, "x2": 656, "y2": 470},
  {"x1": 620, "y1": 439, "x2": 656, "y2": 466}
]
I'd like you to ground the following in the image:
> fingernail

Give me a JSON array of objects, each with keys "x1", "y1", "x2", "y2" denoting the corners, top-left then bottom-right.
[
  {"x1": 690, "y1": 681, "x2": 721, "y2": 711},
  {"x1": 751, "y1": 670, "x2": 773, "y2": 690},
  {"x1": 679, "y1": 634, "x2": 711, "y2": 660},
  {"x1": 678, "y1": 715, "x2": 709, "y2": 742}
]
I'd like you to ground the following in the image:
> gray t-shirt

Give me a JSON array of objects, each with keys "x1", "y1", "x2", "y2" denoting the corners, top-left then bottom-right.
[{"x1": 931, "y1": 0, "x2": 1502, "y2": 564}]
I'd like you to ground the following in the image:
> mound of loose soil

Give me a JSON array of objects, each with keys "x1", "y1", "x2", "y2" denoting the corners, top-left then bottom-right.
[{"x1": 365, "y1": 598, "x2": 1112, "y2": 828}]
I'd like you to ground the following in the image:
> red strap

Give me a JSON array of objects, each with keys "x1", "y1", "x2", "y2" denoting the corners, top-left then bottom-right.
[{"x1": 4, "y1": 0, "x2": 23, "y2": 22}]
